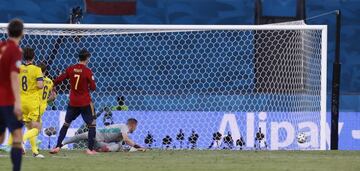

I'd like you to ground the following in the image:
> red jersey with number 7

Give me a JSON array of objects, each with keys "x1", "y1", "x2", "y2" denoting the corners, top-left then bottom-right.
[{"x1": 54, "y1": 63, "x2": 96, "y2": 107}]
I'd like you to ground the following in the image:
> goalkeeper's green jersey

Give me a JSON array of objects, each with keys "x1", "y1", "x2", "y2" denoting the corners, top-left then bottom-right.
[{"x1": 97, "y1": 124, "x2": 129, "y2": 142}]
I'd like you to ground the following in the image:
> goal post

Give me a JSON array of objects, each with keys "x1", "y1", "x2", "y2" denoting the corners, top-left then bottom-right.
[
  {"x1": 321, "y1": 27, "x2": 328, "y2": 150},
  {"x1": 0, "y1": 23, "x2": 327, "y2": 150}
]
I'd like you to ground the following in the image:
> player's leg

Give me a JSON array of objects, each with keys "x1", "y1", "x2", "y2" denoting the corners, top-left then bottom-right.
[
  {"x1": 50, "y1": 106, "x2": 80, "y2": 154},
  {"x1": 23, "y1": 106, "x2": 42, "y2": 157},
  {"x1": 1, "y1": 106, "x2": 24, "y2": 171},
  {"x1": 4, "y1": 100, "x2": 31, "y2": 149},
  {"x1": 22, "y1": 105, "x2": 41, "y2": 142},
  {"x1": 0, "y1": 133, "x2": 4, "y2": 145},
  {"x1": 34, "y1": 105, "x2": 46, "y2": 151},
  {"x1": 27, "y1": 122, "x2": 42, "y2": 157},
  {"x1": 10, "y1": 129, "x2": 23, "y2": 171},
  {"x1": 62, "y1": 132, "x2": 88, "y2": 145},
  {"x1": 23, "y1": 122, "x2": 41, "y2": 142},
  {"x1": 20, "y1": 101, "x2": 31, "y2": 151},
  {"x1": 0, "y1": 112, "x2": 12, "y2": 153},
  {"x1": 29, "y1": 110, "x2": 43, "y2": 157},
  {"x1": 0, "y1": 109, "x2": 6, "y2": 144},
  {"x1": 57, "y1": 106, "x2": 81, "y2": 147},
  {"x1": 80, "y1": 103, "x2": 97, "y2": 154}
]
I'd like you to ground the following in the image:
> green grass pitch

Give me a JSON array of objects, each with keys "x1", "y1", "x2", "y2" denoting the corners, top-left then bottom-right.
[{"x1": 1, "y1": 150, "x2": 360, "y2": 171}]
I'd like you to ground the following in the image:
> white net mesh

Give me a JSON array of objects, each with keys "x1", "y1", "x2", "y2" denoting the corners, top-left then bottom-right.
[{"x1": 0, "y1": 24, "x2": 327, "y2": 150}]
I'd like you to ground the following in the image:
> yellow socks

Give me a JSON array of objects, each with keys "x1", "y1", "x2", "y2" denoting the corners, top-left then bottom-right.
[
  {"x1": 23, "y1": 128, "x2": 40, "y2": 154},
  {"x1": 29, "y1": 135, "x2": 39, "y2": 154}
]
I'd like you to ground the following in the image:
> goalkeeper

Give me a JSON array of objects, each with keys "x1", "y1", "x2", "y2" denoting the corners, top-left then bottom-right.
[{"x1": 60, "y1": 118, "x2": 145, "y2": 152}]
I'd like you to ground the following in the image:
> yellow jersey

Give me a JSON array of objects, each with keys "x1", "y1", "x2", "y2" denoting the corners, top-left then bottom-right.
[
  {"x1": 40, "y1": 76, "x2": 54, "y2": 106},
  {"x1": 19, "y1": 64, "x2": 43, "y2": 100}
]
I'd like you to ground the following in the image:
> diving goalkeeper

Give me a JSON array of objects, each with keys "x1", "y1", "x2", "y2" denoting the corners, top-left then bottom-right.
[{"x1": 59, "y1": 118, "x2": 145, "y2": 152}]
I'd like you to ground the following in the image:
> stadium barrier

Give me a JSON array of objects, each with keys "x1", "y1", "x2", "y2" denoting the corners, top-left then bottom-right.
[{"x1": 2, "y1": 111, "x2": 358, "y2": 150}]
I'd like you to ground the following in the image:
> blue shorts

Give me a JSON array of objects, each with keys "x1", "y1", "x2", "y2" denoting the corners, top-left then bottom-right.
[
  {"x1": 0, "y1": 106, "x2": 24, "y2": 134},
  {"x1": 65, "y1": 104, "x2": 96, "y2": 125}
]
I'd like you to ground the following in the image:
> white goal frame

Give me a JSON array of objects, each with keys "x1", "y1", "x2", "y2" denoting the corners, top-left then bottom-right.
[{"x1": 0, "y1": 23, "x2": 327, "y2": 150}]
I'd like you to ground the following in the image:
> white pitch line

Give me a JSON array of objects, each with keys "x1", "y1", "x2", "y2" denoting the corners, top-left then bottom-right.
[
  {"x1": 0, "y1": 154, "x2": 70, "y2": 159},
  {"x1": 50, "y1": 156, "x2": 71, "y2": 159}
]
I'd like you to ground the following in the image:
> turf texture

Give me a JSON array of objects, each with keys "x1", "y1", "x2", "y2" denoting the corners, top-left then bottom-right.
[{"x1": 0, "y1": 150, "x2": 359, "y2": 171}]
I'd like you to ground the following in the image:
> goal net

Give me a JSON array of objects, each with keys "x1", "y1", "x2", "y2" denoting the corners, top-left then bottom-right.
[{"x1": 0, "y1": 23, "x2": 327, "y2": 150}]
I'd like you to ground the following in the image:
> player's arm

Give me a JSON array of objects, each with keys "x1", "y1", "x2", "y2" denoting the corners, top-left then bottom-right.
[
  {"x1": 54, "y1": 68, "x2": 69, "y2": 86},
  {"x1": 37, "y1": 80, "x2": 43, "y2": 89},
  {"x1": 11, "y1": 71, "x2": 21, "y2": 116},
  {"x1": 87, "y1": 70, "x2": 96, "y2": 91},
  {"x1": 10, "y1": 50, "x2": 21, "y2": 116},
  {"x1": 48, "y1": 89, "x2": 57, "y2": 102},
  {"x1": 122, "y1": 132, "x2": 145, "y2": 151},
  {"x1": 47, "y1": 81, "x2": 57, "y2": 102},
  {"x1": 36, "y1": 68, "x2": 44, "y2": 89}
]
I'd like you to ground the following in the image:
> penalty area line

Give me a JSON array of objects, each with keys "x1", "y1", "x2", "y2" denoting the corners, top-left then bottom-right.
[
  {"x1": 50, "y1": 155, "x2": 71, "y2": 159},
  {"x1": 0, "y1": 154, "x2": 71, "y2": 159}
]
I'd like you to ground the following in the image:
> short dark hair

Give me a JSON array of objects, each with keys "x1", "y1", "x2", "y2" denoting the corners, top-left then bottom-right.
[
  {"x1": 38, "y1": 62, "x2": 47, "y2": 73},
  {"x1": 78, "y1": 49, "x2": 90, "y2": 61},
  {"x1": 7, "y1": 19, "x2": 23, "y2": 38},
  {"x1": 23, "y1": 47, "x2": 35, "y2": 61},
  {"x1": 127, "y1": 118, "x2": 138, "y2": 124}
]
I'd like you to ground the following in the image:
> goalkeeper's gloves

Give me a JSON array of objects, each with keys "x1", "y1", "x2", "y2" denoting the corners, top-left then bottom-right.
[{"x1": 133, "y1": 144, "x2": 146, "y2": 152}]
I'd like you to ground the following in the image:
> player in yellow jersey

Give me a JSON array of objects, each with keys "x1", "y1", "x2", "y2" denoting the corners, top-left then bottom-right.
[
  {"x1": 17, "y1": 47, "x2": 44, "y2": 158},
  {"x1": 38, "y1": 63, "x2": 56, "y2": 116}
]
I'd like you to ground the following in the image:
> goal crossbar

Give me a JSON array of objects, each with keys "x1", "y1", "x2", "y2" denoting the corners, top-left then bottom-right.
[{"x1": 0, "y1": 23, "x2": 327, "y2": 31}]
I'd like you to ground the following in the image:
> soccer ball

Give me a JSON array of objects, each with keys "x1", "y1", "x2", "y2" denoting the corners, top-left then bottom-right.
[{"x1": 297, "y1": 132, "x2": 307, "y2": 144}]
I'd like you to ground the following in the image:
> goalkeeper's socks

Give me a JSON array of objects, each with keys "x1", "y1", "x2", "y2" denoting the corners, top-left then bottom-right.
[
  {"x1": 23, "y1": 128, "x2": 39, "y2": 142},
  {"x1": 11, "y1": 143, "x2": 23, "y2": 171},
  {"x1": 88, "y1": 126, "x2": 96, "y2": 151},
  {"x1": 56, "y1": 125, "x2": 69, "y2": 148}
]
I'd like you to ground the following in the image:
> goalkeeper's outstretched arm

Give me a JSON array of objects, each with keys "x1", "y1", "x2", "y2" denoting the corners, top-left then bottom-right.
[{"x1": 122, "y1": 132, "x2": 146, "y2": 151}]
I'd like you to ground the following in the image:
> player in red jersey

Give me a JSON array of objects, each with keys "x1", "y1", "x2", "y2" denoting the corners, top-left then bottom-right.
[
  {"x1": 0, "y1": 19, "x2": 24, "y2": 171},
  {"x1": 49, "y1": 49, "x2": 97, "y2": 155}
]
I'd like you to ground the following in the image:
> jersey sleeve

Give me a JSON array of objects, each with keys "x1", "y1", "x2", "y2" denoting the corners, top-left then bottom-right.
[
  {"x1": 87, "y1": 69, "x2": 96, "y2": 91},
  {"x1": 54, "y1": 67, "x2": 70, "y2": 86},
  {"x1": 120, "y1": 124, "x2": 129, "y2": 134},
  {"x1": 9, "y1": 47, "x2": 22, "y2": 73}
]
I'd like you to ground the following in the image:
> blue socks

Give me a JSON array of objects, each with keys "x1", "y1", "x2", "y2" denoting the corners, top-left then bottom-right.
[
  {"x1": 11, "y1": 145, "x2": 22, "y2": 171},
  {"x1": 56, "y1": 125, "x2": 69, "y2": 148},
  {"x1": 88, "y1": 126, "x2": 96, "y2": 151}
]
